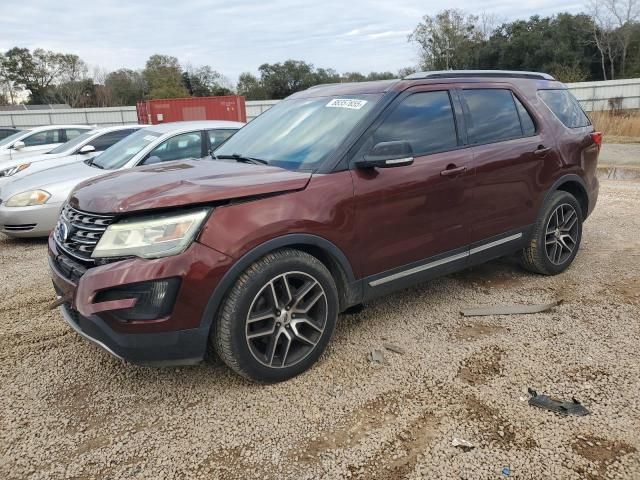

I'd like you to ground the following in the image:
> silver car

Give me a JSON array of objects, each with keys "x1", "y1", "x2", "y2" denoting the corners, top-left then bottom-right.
[
  {"x1": 0, "y1": 120, "x2": 243, "y2": 237},
  {"x1": 0, "y1": 125, "x2": 92, "y2": 161},
  {"x1": 0, "y1": 125, "x2": 144, "y2": 186}
]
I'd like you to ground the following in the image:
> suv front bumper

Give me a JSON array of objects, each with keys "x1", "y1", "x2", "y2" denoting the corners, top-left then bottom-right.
[{"x1": 48, "y1": 235, "x2": 234, "y2": 366}]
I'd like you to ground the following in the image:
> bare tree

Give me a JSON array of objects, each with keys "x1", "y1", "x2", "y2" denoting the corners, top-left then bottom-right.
[
  {"x1": 604, "y1": 0, "x2": 640, "y2": 76},
  {"x1": 477, "y1": 12, "x2": 502, "y2": 40},
  {"x1": 589, "y1": 0, "x2": 620, "y2": 79}
]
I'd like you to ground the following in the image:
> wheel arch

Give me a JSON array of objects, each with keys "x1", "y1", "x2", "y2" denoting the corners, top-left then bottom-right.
[
  {"x1": 546, "y1": 174, "x2": 589, "y2": 219},
  {"x1": 200, "y1": 234, "x2": 360, "y2": 332}
]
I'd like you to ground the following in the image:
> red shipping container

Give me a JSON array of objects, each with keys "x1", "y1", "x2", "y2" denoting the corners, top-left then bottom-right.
[{"x1": 136, "y1": 95, "x2": 247, "y2": 125}]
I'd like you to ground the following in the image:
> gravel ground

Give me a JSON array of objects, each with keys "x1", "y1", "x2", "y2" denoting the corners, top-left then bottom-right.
[{"x1": 1, "y1": 179, "x2": 640, "y2": 480}]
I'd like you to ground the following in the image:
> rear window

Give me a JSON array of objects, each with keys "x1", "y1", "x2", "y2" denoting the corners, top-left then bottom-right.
[
  {"x1": 463, "y1": 89, "x2": 523, "y2": 144},
  {"x1": 538, "y1": 89, "x2": 590, "y2": 128}
]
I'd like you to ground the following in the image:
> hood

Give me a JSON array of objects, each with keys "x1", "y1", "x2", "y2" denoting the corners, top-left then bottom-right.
[
  {"x1": 70, "y1": 159, "x2": 312, "y2": 214},
  {"x1": 0, "y1": 151, "x2": 69, "y2": 172},
  {"x1": 0, "y1": 154, "x2": 84, "y2": 188},
  {"x1": 0, "y1": 160, "x2": 104, "y2": 202}
]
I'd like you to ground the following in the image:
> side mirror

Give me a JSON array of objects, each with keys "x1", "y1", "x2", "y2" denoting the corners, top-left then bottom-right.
[
  {"x1": 12, "y1": 140, "x2": 25, "y2": 150},
  {"x1": 145, "y1": 155, "x2": 162, "y2": 165},
  {"x1": 78, "y1": 145, "x2": 96, "y2": 154},
  {"x1": 355, "y1": 141, "x2": 414, "y2": 169}
]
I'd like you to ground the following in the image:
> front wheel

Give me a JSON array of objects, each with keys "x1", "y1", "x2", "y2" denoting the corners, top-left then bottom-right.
[
  {"x1": 520, "y1": 190, "x2": 583, "y2": 275},
  {"x1": 212, "y1": 249, "x2": 339, "y2": 382}
]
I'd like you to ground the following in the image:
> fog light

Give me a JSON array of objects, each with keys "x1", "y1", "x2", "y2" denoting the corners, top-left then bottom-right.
[{"x1": 93, "y1": 278, "x2": 181, "y2": 321}]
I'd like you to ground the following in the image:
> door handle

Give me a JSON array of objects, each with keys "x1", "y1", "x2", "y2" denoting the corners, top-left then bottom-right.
[
  {"x1": 533, "y1": 146, "x2": 551, "y2": 156},
  {"x1": 440, "y1": 165, "x2": 467, "y2": 177}
]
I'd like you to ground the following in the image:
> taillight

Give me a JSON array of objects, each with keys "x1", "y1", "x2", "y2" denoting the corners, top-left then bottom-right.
[{"x1": 591, "y1": 131, "x2": 603, "y2": 149}]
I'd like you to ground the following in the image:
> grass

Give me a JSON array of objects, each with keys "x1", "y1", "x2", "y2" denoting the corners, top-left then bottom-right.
[{"x1": 589, "y1": 111, "x2": 640, "y2": 143}]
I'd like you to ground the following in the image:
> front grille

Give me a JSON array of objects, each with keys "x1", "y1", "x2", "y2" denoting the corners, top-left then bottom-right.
[{"x1": 54, "y1": 204, "x2": 115, "y2": 264}]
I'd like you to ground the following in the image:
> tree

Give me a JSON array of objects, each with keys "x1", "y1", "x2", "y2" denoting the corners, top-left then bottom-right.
[
  {"x1": 603, "y1": 0, "x2": 640, "y2": 75},
  {"x1": 236, "y1": 72, "x2": 266, "y2": 100},
  {"x1": 590, "y1": 0, "x2": 623, "y2": 79},
  {"x1": 183, "y1": 65, "x2": 233, "y2": 96},
  {"x1": 476, "y1": 14, "x2": 599, "y2": 79},
  {"x1": 0, "y1": 53, "x2": 21, "y2": 104},
  {"x1": 257, "y1": 60, "x2": 317, "y2": 99},
  {"x1": 409, "y1": 9, "x2": 483, "y2": 70},
  {"x1": 142, "y1": 54, "x2": 188, "y2": 99},
  {"x1": 105, "y1": 69, "x2": 146, "y2": 105},
  {"x1": 2, "y1": 47, "x2": 90, "y2": 104}
]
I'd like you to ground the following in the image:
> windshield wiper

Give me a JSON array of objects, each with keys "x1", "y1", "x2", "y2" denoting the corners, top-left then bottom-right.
[
  {"x1": 84, "y1": 158, "x2": 104, "y2": 169},
  {"x1": 216, "y1": 153, "x2": 269, "y2": 165}
]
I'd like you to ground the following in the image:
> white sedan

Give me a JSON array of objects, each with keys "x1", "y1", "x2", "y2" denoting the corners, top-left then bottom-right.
[
  {"x1": 0, "y1": 125, "x2": 92, "y2": 162},
  {"x1": 0, "y1": 125, "x2": 143, "y2": 185}
]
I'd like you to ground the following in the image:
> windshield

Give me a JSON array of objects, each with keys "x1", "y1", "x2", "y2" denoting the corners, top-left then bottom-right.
[
  {"x1": 0, "y1": 130, "x2": 29, "y2": 148},
  {"x1": 48, "y1": 131, "x2": 95, "y2": 154},
  {"x1": 92, "y1": 129, "x2": 161, "y2": 170},
  {"x1": 216, "y1": 94, "x2": 382, "y2": 170}
]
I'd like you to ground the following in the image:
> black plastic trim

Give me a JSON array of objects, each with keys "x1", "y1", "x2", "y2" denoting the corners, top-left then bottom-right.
[
  {"x1": 60, "y1": 303, "x2": 207, "y2": 366},
  {"x1": 199, "y1": 234, "x2": 358, "y2": 330},
  {"x1": 545, "y1": 174, "x2": 589, "y2": 218}
]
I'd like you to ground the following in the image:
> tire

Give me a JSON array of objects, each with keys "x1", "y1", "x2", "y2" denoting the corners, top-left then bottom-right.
[
  {"x1": 212, "y1": 249, "x2": 339, "y2": 382},
  {"x1": 520, "y1": 190, "x2": 583, "y2": 275}
]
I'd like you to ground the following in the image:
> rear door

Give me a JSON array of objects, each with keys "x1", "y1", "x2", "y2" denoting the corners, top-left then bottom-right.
[
  {"x1": 460, "y1": 86, "x2": 561, "y2": 248},
  {"x1": 351, "y1": 86, "x2": 472, "y2": 286}
]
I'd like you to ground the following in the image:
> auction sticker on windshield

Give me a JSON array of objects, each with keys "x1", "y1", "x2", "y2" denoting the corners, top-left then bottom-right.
[{"x1": 326, "y1": 99, "x2": 368, "y2": 110}]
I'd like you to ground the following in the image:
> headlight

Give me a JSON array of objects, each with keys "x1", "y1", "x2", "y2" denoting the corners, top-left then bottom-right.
[
  {"x1": 0, "y1": 163, "x2": 30, "y2": 177},
  {"x1": 5, "y1": 189, "x2": 51, "y2": 207},
  {"x1": 92, "y1": 209, "x2": 209, "y2": 259}
]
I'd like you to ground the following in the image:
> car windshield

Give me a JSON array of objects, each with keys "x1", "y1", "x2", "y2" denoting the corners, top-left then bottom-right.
[
  {"x1": 215, "y1": 94, "x2": 382, "y2": 170},
  {"x1": 91, "y1": 129, "x2": 161, "y2": 170},
  {"x1": 0, "y1": 130, "x2": 29, "y2": 148},
  {"x1": 47, "y1": 131, "x2": 95, "y2": 154}
]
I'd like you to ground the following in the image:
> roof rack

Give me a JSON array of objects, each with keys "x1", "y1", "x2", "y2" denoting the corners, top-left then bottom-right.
[{"x1": 405, "y1": 70, "x2": 555, "y2": 81}]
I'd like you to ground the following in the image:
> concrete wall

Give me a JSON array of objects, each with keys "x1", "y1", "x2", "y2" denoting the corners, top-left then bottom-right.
[{"x1": 2, "y1": 79, "x2": 639, "y2": 128}]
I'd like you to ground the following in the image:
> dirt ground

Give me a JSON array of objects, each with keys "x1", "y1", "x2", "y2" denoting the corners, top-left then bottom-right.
[{"x1": 1, "y1": 179, "x2": 639, "y2": 480}]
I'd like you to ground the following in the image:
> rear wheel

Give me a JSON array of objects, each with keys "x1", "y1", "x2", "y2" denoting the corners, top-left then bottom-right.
[
  {"x1": 520, "y1": 190, "x2": 583, "y2": 275},
  {"x1": 212, "y1": 249, "x2": 339, "y2": 382}
]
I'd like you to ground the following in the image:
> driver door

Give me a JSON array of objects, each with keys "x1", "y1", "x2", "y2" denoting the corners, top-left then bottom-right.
[{"x1": 351, "y1": 88, "x2": 472, "y2": 291}]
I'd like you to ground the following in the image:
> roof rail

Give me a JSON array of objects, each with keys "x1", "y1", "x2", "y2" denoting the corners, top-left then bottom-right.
[{"x1": 405, "y1": 70, "x2": 555, "y2": 81}]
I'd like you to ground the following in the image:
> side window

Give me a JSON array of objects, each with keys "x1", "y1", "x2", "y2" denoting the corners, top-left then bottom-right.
[
  {"x1": 514, "y1": 96, "x2": 536, "y2": 136},
  {"x1": 144, "y1": 132, "x2": 203, "y2": 163},
  {"x1": 64, "y1": 128, "x2": 88, "y2": 141},
  {"x1": 22, "y1": 129, "x2": 61, "y2": 146},
  {"x1": 371, "y1": 91, "x2": 458, "y2": 156},
  {"x1": 89, "y1": 130, "x2": 136, "y2": 151},
  {"x1": 207, "y1": 129, "x2": 236, "y2": 150},
  {"x1": 538, "y1": 89, "x2": 590, "y2": 128},
  {"x1": 463, "y1": 89, "x2": 523, "y2": 144}
]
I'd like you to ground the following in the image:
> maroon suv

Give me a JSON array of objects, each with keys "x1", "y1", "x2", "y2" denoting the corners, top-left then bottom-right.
[{"x1": 49, "y1": 70, "x2": 600, "y2": 382}]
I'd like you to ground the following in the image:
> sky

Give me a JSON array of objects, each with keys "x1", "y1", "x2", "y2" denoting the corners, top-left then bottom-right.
[{"x1": 0, "y1": 0, "x2": 585, "y2": 82}]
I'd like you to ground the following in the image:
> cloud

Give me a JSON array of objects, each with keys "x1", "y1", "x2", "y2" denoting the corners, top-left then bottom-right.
[{"x1": 0, "y1": 0, "x2": 585, "y2": 81}]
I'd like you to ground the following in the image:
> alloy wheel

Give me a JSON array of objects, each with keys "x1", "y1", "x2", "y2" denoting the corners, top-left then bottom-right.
[
  {"x1": 545, "y1": 203, "x2": 579, "y2": 265},
  {"x1": 245, "y1": 271, "x2": 328, "y2": 368}
]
